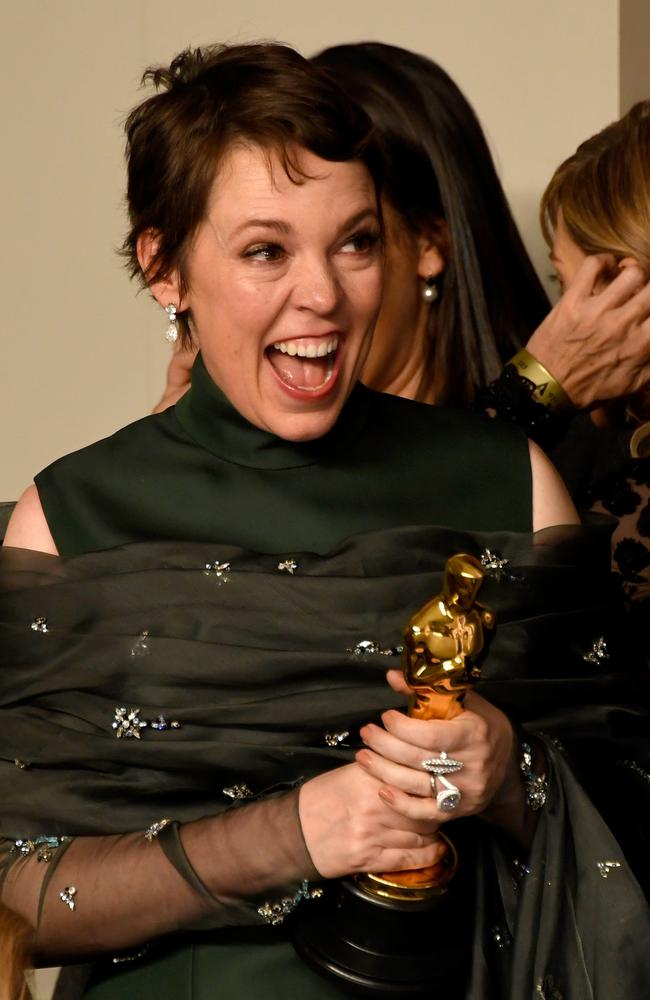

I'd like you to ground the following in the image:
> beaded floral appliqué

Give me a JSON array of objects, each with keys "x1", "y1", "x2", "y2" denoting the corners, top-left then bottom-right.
[
  {"x1": 13, "y1": 836, "x2": 68, "y2": 862},
  {"x1": 324, "y1": 731, "x2": 350, "y2": 747},
  {"x1": 582, "y1": 636, "x2": 609, "y2": 665},
  {"x1": 257, "y1": 881, "x2": 323, "y2": 925},
  {"x1": 346, "y1": 639, "x2": 401, "y2": 659},
  {"x1": 59, "y1": 886, "x2": 77, "y2": 911},
  {"x1": 112, "y1": 707, "x2": 148, "y2": 739},
  {"x1": 150, "y1": 716, "x2": 181, "y2": 731},
  {"x1": 597, "y1": 860, "x2": 622, "y2": 879},
  {"x1": 223, "y1": 784, "x2": 254, "y2": 800},
  {"x1": 204, "y1": 561, "x2": 231, "y2": 584},
  {"x1": 130, "y1": 631, "x2": 151, "y2": 658},
  {"x1": 144, "y1": 819, "x2": 171, "y2": 842},
  {"x1": 480, "y1": 549, "x2": 509, "y2": 580},
  {"x1": 111, "y1": 708, "x2": 182, "y2": 739}
]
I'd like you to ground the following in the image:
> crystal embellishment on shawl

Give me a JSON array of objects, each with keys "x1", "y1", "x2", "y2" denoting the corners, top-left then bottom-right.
[
  {"x1": 618, "y1": 759, "x2": 650, "y2": 784},
  {"x1": 491, "y1": 925, "x2": 510, "y2": 949},
  {"x1": 130, "y1": 631, "x2": 150, "y2": 657},
  {"x1": 13, "y1": 759, "x2": 30, "y2": 770},
  {"x1": 223, "y1": 784, "x2": 254, "y2": 800},
  {"x1": 204, "y1": 560, "x2": 231, "y2": 584},
  {"x1": 582, "y1": 636, "x2": 609, "y2": 665},
  {"x1": 277, "y1": 558, "x2": 298, "y2": 574},
  {"x1": 520, "y1": 742, "x2": 548, "y2": 810},
  {"x1": 479, "y1": 549, "x2": 509, "y2": 580},
  {"x1": 597, "y1": 860, "x2": 622, "y2": 879},
  {"x1": 346, "y1": 639, "x2": 402, "y2": 659},
  {"x1": 324, "y1": 731, "x2": 350, "y2": 747},
  {"x1": 13, "y1": 836, "x2": 67, "y2": 862},
  {"x1": 30, "y1": 616, "x2": 49, "y2": 633},
  {"x1": 112, "y1": 945, "x2": 150, "y2": 965},
  {"x1": 512, "y1": 857, "x2": 531, "y2": 878},
  {"x1": 59, "y1": 886, "x2": 77, "y2": 911},
  {"x1": 144, "y1": 818, "x2": 171, "y2": 842},
  {"x1": 150, "y1": 716, "x2": 182, "y2": 731},
  {"x1": 112, "y1": 707, "x2": 148, "y2": 739},
  {"x1": 257, "y1": 880, "x2": 324, "y2": 925}
]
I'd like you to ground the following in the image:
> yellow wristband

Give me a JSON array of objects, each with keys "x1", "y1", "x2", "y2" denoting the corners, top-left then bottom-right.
[{"x1": 507, "y1": 349, "x2": 571, "y2": 412}]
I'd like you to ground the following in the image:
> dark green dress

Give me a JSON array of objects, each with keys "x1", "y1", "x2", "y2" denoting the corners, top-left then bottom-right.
[
  {"x1": 35, "y1": 355, "x2": 531, "y2": 557},
  {"x1": 3, "y1": 358, "x2": 649, "y2": 997},
  {"x1": 28, "y1": 357, "x2": 528, "y2": 998}
]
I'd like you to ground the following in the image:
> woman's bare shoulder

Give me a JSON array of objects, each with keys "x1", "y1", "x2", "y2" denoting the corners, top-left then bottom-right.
[
  {"x1": 3, "y1": 485, "x2": 58, "y2": 554},
  {"x1": 529, "y1": 439, "x2": 579, "y2": 531}
]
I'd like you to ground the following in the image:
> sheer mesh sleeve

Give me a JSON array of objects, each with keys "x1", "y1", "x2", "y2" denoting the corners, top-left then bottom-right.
[{"x1": 0, "y1": 788, "x2": 318, "y2": 963}]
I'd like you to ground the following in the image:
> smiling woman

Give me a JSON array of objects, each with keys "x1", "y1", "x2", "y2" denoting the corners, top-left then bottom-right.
[
  {"x1": 141, "y1": 146, "x2": 382, "y2": 441},
  {"x1": 1, "y1": 41, "x2": 648, "y2": 1000}
]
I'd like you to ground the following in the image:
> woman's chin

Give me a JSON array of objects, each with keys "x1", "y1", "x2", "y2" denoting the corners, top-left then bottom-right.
[{"x1": 262, "y1": 405, "x2": 344, "y2": 442}]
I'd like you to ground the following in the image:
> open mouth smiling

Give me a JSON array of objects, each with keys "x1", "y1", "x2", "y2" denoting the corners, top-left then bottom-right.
[{"x1": 265, "y1": 335, "x2": 340, "y2": 394}]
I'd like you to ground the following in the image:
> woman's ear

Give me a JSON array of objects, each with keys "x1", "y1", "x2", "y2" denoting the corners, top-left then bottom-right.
[
  {"x1": 416, "y1": 219, "x2": 449, "y2": 280},
  {"x1": 136, "y1": 229, "x2": 184, "y2": 308}
]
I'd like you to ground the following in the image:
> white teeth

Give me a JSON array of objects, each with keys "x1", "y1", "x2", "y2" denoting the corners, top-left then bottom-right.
[{"x1": 271, "y1": 336, "x2": 339, "y2": 357}]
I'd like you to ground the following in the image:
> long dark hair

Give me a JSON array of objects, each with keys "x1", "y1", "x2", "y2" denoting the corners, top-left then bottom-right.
[{"x1": 313, "y1": 42, "x2": 550, "y2": 406}]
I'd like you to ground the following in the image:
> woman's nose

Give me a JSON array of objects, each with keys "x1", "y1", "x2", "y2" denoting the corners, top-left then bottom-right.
[{"x1": 292, "y1": 258, "x2": 340, "y2": 314}]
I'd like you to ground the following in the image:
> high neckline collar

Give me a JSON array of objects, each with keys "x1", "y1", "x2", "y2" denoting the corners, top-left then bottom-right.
[{"x1": 174, "y1": 353, "x2": 371, "y2": 469}]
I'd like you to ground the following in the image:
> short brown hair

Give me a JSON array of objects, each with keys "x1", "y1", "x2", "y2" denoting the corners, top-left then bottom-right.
[
  {"x1": 540, "y1": 101, "x2": 650, "y2": 272},
  {"x1": 122, "y1": 42, "x2": 381, "y2": 344}
]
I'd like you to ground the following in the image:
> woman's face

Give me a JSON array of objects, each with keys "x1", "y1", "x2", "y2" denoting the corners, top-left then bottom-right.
[
  {"x1": 360, "y1": 199, "x2": 445, "y2": 400},
  {"x1": 174, "y1": 144, "x2": 382, "y2": 441}
]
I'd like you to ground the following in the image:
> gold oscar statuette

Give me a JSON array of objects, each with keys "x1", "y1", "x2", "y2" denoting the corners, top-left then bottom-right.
[
  {"x1": 293, "y1": 552, "x2": 495, "y2": 995},
  {"x1": 356, "y1": 552, "x2": 494, "y2": 901}
]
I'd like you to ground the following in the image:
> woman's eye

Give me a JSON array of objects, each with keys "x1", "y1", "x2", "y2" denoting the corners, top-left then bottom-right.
[
  {"x1": 340, "y1": 230, "x2": 380, "y2": 254},
  {"x1": 244, "y1": 243, "x2": 285, "y2": 262}
]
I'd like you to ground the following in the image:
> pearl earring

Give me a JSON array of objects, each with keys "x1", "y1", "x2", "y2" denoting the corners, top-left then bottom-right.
[
  {"x1": 422, "y1": 276, "x2": 439, "y2": 303},
  {"x1": 165, "y1": 304, "x2": 178, "y2": 344}
]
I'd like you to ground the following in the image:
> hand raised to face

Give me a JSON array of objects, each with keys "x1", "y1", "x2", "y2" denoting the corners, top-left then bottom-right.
[{"x1": 528, "y1": 216, "x2": 650, "y2": 409}]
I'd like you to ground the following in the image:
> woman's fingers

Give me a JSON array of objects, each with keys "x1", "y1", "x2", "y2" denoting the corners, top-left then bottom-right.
[
  {"x1": 357, "y1": 748, "x2": 432, "y2": 796},
  {"x1": 581, "y1": 256, "x2": 646, "y2": 308},
  {"x1": 299, "y1": 762, "x2": 442, "y2": 878},
  {"x1": 369, "y1": 838, "x2": 448, "y2": 875},
  {"x1": 386, "y1": 668, "x2": 410, "y2": 695},
  {"x1": 567, "y1": 253, "x2": 618, "y2": 301}
]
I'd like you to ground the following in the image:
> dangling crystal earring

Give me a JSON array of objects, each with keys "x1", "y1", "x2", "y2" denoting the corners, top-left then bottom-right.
[
  {"x1": 165, "y1": 304, "x2": 178, "y2": 344},
  {"x1": 422, "y1": 276, "x2": 439, "y2": 303}
]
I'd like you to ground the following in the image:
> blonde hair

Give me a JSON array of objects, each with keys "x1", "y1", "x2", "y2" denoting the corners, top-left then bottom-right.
[
  {"x1": 540, "y1": 100, "x2": 650, "y2": 272},
  {"x1": 0, "y1": 903, "x2": 32, "y2": 1000}
]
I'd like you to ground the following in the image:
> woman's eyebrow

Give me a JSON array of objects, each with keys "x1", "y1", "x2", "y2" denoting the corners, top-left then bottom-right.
[
  {"x1": 228, "y1": 207, "x2": 378, "y2": 241},
  {"x1": 336, "y1": 208, "x2": 380, "y2": 234},
  {"x1": 230, "y1": 218, "x2": 292, "y2": 237}
]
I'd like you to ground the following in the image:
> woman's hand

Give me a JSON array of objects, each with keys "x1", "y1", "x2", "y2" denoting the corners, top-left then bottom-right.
[
  {"x1": 526, "y1": 255, "x2": 650, "y2": 409},
  {"x1": 298, "y1": 762, "x2": 445, "y2": 879},
  {"x1": 355, "y1": 672, "x2": 517, "y2": 825}
]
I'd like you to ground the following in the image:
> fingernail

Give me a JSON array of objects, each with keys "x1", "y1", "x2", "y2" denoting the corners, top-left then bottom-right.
[
  {"x1": 378, "y1": 788, "x2": 394, "y2": 803},
  {"x1": 356, "y1": 750, "x2": 372, "y2": 767}
]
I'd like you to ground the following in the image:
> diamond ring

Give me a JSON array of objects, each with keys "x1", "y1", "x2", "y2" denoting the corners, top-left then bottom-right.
[
  {"x1": 421, "y1": 751, "x2": 464, "y2": 775},
  {"x1": 435, "y1": 775, "x2": 461, "y2": 811}
]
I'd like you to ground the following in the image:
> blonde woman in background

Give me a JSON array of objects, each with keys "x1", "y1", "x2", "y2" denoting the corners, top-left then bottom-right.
[{"x1": 539, "y1": 99, "x2": 650, "y2": 652}]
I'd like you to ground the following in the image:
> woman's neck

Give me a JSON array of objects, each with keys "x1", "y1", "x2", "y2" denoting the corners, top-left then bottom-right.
[{"x1": 362, "y1": 308, "x2": 435, "y2": 403}]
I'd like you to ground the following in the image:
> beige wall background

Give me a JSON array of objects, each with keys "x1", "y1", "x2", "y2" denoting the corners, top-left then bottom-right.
[{"x1": 2, "y1": 0, "x2": 649, "y2": 501}]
